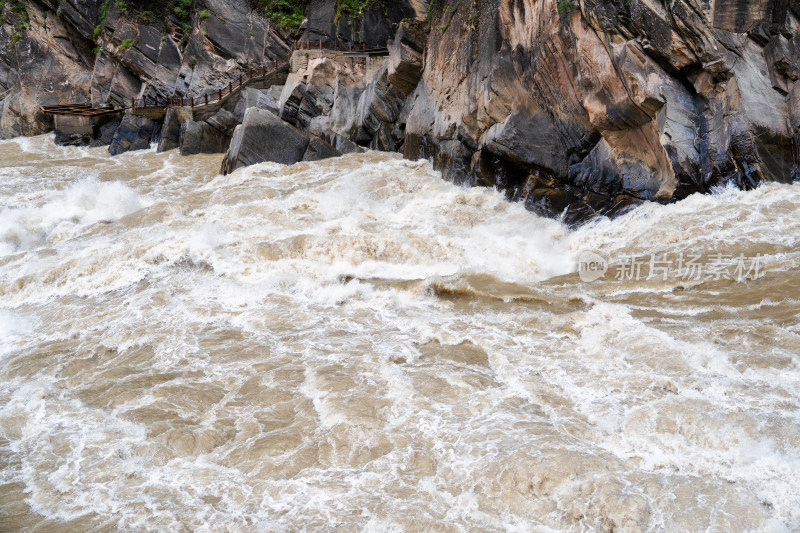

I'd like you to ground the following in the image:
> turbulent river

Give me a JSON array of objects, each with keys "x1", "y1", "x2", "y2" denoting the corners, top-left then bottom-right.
[{"x1": 0, "y1": 135, "x2": 799, "y2": 532}]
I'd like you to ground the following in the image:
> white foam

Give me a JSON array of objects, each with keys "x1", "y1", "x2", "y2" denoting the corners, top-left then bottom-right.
[
  {"x1": 0, "y1": 309, "x2": 32, "y2": 358},
  {"x1": 1, "y1": 139, "x2": 799, "y2": 531},
  {"x1": 0, "y1": 178, "x2": 149, "y2": 255}
]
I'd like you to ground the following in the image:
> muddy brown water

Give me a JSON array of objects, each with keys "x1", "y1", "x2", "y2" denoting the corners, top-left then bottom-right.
[{"x1": 0, "y1": 135, "x2": 798, "y2": 532}]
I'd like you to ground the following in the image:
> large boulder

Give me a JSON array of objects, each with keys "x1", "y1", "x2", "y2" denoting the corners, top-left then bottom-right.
[
  {"x1": 157, "y1": 108, "x2": 182, "y2": 153},
  {"x1": 303, "y1": 135, "x2": 341, "y2": 161},
  {"x1": 221, "y1": 108, "x2": 311, "y2": 174},
  {"x1": 233, "y1": 87, "x2": 283, "y2": 122},
  {"x1": 179, "y1": 109, "x2": 238, "y2": 155},
  {"x1": 108, "y1": 112, "x2": 160, "y2": 155}
]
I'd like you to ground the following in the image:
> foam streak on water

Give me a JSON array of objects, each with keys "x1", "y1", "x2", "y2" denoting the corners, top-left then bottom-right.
[{"x1": 0, "y1": 135, "x2": 798, "y2": 532}]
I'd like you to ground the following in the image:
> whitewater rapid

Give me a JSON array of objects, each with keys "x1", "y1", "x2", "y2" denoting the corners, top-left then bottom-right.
[{"x1": 0, "y1": 135, "x2": 798, "y2": 532}]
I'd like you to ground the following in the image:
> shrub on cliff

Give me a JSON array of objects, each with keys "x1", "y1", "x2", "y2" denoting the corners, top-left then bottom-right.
[{"x1": 250, "y1": 0, "x2": 308, "y2": 30}]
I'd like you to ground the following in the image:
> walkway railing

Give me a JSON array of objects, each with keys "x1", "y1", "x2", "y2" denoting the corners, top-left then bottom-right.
[
  {"x1": 41, "y1": 104, "x2": 127, "y2": 117},
  {"x1": 292, "y1": 39, "x2": 387, "y2": 54},
  {"x1": 130, "y1": 39, "x2": 387, "y2": 111},
  {"x1": 132, "y1": 60, "x2": 287, "y2": 110}
]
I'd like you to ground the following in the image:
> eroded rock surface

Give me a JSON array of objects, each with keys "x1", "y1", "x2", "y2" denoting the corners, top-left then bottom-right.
[{"x1": 221, "y1": 107, "x2": 310, "y2": 173}]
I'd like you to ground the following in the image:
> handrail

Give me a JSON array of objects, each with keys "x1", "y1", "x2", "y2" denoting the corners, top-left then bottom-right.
[
  {"x1": 41, "y1": 104, "x2": 128, "y2": 117},
  {"x1": 291, "y1": 39, "x2": 386, "y2": 53},
  {"x1": 132, "y1": 60, "x2": 287, "y2": 110},
  {"x1": 131, "y1": 40, "x2": 387, "y2": 111}
]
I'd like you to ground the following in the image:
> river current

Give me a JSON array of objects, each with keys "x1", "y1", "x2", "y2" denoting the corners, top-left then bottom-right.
[{"x1": 0, "y1": 135, "x2": 798, "y2": 532}]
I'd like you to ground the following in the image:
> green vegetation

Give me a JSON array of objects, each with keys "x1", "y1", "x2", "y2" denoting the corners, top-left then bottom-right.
[
  {"x1": 556, "y1": 0, "x2": 574, "y2": 15},
  {"x1": 250, "y1": 0, "x2": 307, "y2": 30},
  {"x1": 335, "y1": 0, "x2": 375, "y2": 23},
  {"x1": 172, "y1": 0, "x2": 193, "y2": 23},
  {"x1": 94, "y1": 0, "x2": 110, "y2": 39},
  {"x1": 437, "y1": 3, "x2": 458, "y2": 33},
  {"x1": 188, "y1": 55, "x2": 196, "y2": 69},
  {"x1": 106, "y1": 0, "x2": 193, "y2": 27},
  {"x1": 1, "y1": 1, "x2": 29, "y2": 30},
  {"x1": 87, "y1": 0, "x2": 309, "y2": 44},
  {"x1": 117, "y1": 37, "x2": 135, "y2": 52}
]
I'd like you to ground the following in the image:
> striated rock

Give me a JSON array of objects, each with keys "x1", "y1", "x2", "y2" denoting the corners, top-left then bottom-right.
[
  {"x1": 108, "y1": 112, "x2": 160, "y2": 155},
  {"x1": 157, "y1": 108, "x2": 182, "y2": 153},
  {"x1": 301, "y1": 0, "x2": 418, "y2": 48},
  {"x1": 221, "y1": 107, "x2": 310, "y2": 174},
  {"x1": 387, "y1": 23, "x2": 426, "y2": 95},
  {"x1": 2, "y1": 0, "x2": 292, "y2": 143},
  {"x1": 179, "y1": 109, "x2": 238, "y2": 155},
  {"x1": 0, "y1": 2, "x2": 94, "y2": 138},
  {"x1": 234, "y1": 87, "x2": 283, "y2": 122},
  {"x1": 387, "y1": 0, "x2": 800, "y2": 220},
  {"x1": 303, "y1": 135, "x2": 341, "y2": 161}
]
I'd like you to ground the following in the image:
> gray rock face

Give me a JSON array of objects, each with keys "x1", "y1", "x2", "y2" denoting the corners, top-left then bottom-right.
[
  {"x1": 303, "y1": 135, "x2": 341, "y2": 161},
  {"x1": 301, "y1": 0, "x2": 418, "y2": 48},
  {"x1": 1, "y1": 0, "x2": 292, "y2": 143},
  {"x1": 221, "y1": 108, "x2": 311, "y2": 174},
  {"x1": 0, "y1": 3, "x2": 94, "y2": 138},
  {"x1": 391, "y1": 0, "x2": 800, "y2": 219},
  {"x1": 157, "y1": 109, "x2": 182, "y2": 153},
  {"x1": 108, "y1": 113, "x2": 160, "y2": 155},
  {"x1": 233, "y1": 87, "x2": 283, "y2": 122},
  {"x1": 274, "y1": 0, "x2": 800, "y2": 223},
  {"x1": 179, "y1": 109, "x2": 238, "y2": 155}
]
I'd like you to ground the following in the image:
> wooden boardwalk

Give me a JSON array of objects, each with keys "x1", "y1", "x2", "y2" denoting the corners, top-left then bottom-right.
[
  {"x1": 131, "y1": 61, "x2": 288, "y2": 115},
  {"x1": 39, "y1": 40, "x2": 387, "y2": 121},
  {"x1": 40, "y1": 104, "x2": 127, "y2": 117}
]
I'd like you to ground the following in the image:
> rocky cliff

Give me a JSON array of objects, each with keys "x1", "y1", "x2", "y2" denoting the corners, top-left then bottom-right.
[
  {"x1": 2, "y1": 0, "x2": 799, "y2": 224},
  {"x1": 404, "y1": 0, "x2": 800, "y2": 221},
  {"x1": 0, "y1": 0, "x2": 293, "y2": 137}
]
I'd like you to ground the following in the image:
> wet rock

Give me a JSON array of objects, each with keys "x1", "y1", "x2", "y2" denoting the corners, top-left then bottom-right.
[
  {"x1": 180, "y1": 109, "x2": 238, "y2": 156},
  {"x1": 108, "y1": 113, "x2": 160, "y2": 155},
  {"x1": 221, "y1": 108, "x2": 310, "y2": 174},
  {"x1": 179, "y1": 120, "x2": 203, "y2": 156},
  {"x1": 234, "y1": 87, "x2": 283, "y2": 122},
  {"x1": 303, "y1": 135, "x2": 341, "y2": 161},
  {"x1": 157, "y1": 109, "x2": 182, "y2": 153},
  {"x1": 387, "y1": 23, "x2": 426, "y2": 95}
]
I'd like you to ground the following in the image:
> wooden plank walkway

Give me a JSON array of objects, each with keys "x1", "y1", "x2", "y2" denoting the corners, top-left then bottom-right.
[
  {"x1": 131, "y1": 61, "x2": 288, "y2": 112},
  {"x1": 40, "y1": 104, "x2": 127, "y2": 117},
  {"x1": 39, "y1": 40, "x2": 387, "y2": 120}
]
